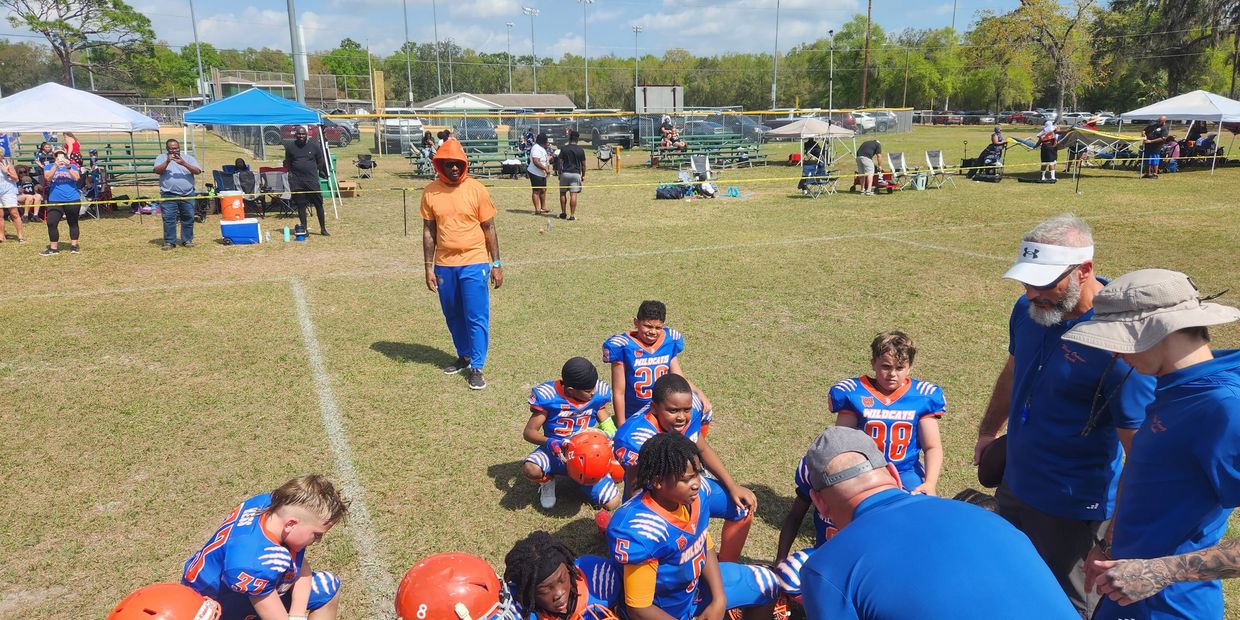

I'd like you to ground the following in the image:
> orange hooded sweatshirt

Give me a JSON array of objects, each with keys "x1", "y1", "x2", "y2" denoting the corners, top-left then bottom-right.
[{"x1": 420, "y1": 138, "x2": 497, "y2": 267}]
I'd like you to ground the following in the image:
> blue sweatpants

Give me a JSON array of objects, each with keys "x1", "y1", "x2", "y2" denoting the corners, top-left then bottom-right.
[{"x1": 434, "y1": 262, "x2": 490, "y2": 369}]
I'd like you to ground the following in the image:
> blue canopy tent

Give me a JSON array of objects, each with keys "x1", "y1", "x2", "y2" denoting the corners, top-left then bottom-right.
[{"x1": 184, "y1": 88, "x2": 338, "y2": 218}]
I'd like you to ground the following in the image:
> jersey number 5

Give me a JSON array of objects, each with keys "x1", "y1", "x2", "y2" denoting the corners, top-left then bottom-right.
[
  {"x1": 864, "y1": 420, "x2": 914, "y2": 462},
  {"x1": 632, "y1": 366, "x2": 669, "y2": 400}
]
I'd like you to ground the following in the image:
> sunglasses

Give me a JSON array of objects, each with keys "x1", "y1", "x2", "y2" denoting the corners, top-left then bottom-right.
[{"x1": 1029, "y1": 264, "x2": 1081, "y2": 291}]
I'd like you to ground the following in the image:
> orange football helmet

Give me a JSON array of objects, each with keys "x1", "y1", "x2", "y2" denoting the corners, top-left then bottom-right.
[
  {"x1": 563, "y1": 430, "x2": 616, "y2": 485},
  {"x1": 396, "y1": 553, "x2": 520, "y2": 620},
  {"x1": 108, "y1": 583, "x2": 221, "y2": 620}
]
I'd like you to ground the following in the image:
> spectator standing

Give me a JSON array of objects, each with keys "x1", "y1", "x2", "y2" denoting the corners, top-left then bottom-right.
[
  {"x1": 1061, "y1": 269, "x2": 1240, "y2": 620},
  {"x1": 855, "y1": 139, "x2": 883, "y2": 196},
  {"x1": 62, "y1": 132, "x2": 80, "y2": 157},
  {"x1": 0, "y1": 155, "x2": 24, "y2": 242},
  {"x1": 1142, "y1": 115, "x2": 1169, "y2": 179},
  {"x1": 527, "y1": 133, "x2": 551, "y2": 215},
  {"x1": 420, "y1": 138, "x2": 503, "y2": 391},
  {"x1": 283, "y1": 126, "x2": 330, "y2": 236},
  {"x1": 557, "y1": 130, "x2": 586, "y2": 220},
  {"x1": 1037, "y1": 120, "x2": 1060, "y2": 181},
  {"x1": 798, "y1": 426, "x2": 1079, "y2": 619},
  {"x1": 39, "y1": 149, "x2": 81, "y2": 256},
  {"x1": 973, "y1": 214, "x2": 1155, "y2": 618},
  {"x1": 153, "y1": 139, "x2": 202, "y2": 250}
]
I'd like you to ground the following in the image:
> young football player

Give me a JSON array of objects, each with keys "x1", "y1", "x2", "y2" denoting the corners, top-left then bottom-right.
[
  {"x1": 830, "y1": 331, "x2": 945, "y2": 495},
  {"x1": 612, "y1": 373, "x2": 753, "y2": 562},
  {"x1": 522, "y1": 357, "x2": 619, "y2": 511},
  {"x1": 775, "y1": 454, "x2": 838, "y2": 563},
  {"x1": 503, "y1": 531, "x2": 622, "y2": 620},
  {"x1": 607, "y1": 433, "x2": 778, "y2": 620},
  {"x1": 602, "y1": 300, "x2": 712, "y2": 425},
  {"x1": 182, "y1": 474, "x2": 347, "y2": 620}
]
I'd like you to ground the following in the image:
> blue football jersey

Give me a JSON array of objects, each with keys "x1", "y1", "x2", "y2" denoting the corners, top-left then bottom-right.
[
  {"x1": 794, "y1": 455, "x2": 837, "y2": 547},
  {"x1": 182, "y1": 494, "x2": 304, "y2": 619},
  {"x1": 607, "y1": 488, "x2": 712, "y2": 620},
  {"x1": 602, "y1": 328, "x2": 686, "y2": 416},
  {"x1": 612, "y1": 393, "x2": 706, "y2": 468},
  {"x1": 519, "y1": 555, "x2": 622, "y2": 620},
  {"x1": 829, "y1": 376, "x2": 946, "y2": 475},
  {"x1": 530, "y1": 379, "x2": 613, "y2": 438}
]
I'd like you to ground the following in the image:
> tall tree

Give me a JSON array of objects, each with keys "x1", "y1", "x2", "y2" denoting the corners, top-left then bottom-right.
[
  {"x1": 1009, "y1": 0, "x2": 1097, "y2": 113},
  {"x1": 2, "y1": 0, "x2": 154, "y2": 85}
]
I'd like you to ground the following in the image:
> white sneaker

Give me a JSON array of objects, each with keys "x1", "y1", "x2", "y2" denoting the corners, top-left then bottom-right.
[{"x1": 539, "y1": 478, "x2": 557, "y2": 509}]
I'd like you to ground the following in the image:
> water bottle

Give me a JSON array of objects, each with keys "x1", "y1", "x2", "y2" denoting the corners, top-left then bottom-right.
[{"x1": 283, "y1": 226, "x2": 290, "y2": 242}]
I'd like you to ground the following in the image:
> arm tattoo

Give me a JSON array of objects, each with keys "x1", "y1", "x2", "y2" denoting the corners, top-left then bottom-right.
[{"x1": 1111, "y1": 537, "x2": 1240, "y2": 602}]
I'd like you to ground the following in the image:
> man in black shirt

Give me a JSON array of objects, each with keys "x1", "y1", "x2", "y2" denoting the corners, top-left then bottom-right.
[
  {"x1": 1141, "y1": 115, "x2": 1168, "y2": 179},
  {"x1": 283, "y1": 125, "x2": 330, "y2": 235},
  {"x1": 557, "y1": 130, "x2": 587, "y2": 220},
  {"x1": 856, "y1": 139, "x2": 883, "y2": 195}
]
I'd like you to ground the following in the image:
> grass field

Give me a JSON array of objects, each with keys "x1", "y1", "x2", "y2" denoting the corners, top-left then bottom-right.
[{"x1": 2, "y1": 124, "x2": 1239, "y2": 618}]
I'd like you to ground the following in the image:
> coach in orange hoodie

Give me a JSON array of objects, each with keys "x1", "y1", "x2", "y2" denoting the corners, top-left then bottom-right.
[{"x1": 420, "y1": 138, "x2": 503, "y2": 391}]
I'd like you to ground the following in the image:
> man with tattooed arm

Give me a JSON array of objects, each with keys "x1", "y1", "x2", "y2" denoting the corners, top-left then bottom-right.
[{"x1": 1062, "y1": 269, "x2": 1240, "y2": 619}]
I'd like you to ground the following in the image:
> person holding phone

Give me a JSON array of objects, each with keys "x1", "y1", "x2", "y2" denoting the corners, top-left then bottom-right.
[
  {"x1": 153, "y1": 139, "x2": 202, "y2": 250},
  {"x1": 40, "y1": 149, "x2": 81, "y2": 256}
]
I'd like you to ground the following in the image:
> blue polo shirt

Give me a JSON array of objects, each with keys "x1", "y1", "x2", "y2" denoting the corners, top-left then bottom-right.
[
  {"x1": 800, "y1": 489, "x2": 1077, "y2": 619},
  {"x1": 1005, "y1": 287, "x2": 1155, "y2": 520},
  {"x1": 1095, "y1": 350, "x2": 1240, "y2": 620}
]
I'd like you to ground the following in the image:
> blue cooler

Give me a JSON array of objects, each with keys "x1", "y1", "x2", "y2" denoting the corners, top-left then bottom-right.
[{"x1": 221, "y1": 218, "x2": 262, "y2": 244}]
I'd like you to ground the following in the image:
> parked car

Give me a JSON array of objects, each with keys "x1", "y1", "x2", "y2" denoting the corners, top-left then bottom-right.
[
  {"x1": 932, "y1": 111, "x2": 964, "y2": 125},
  {"x1": 704, "y1": 114, "x2": 771, "y2": 142},
  {"x1": 871, "y1": 110, "x2": 898, "y2": 131},
  {"x1": 679, "y1": 120, "x2": 726, "y2": 136},
  {"x1": 960, "y1": 110, "x2": 995, "y2": 125},
  {"x1": 1036, "y1": 108, "x2": 1059, "y2": 123},
  {"x1": 277, "y1": 122, "x2": 352, "y2": 147},
  {"x1": 318, "y1": 111, "x2": 360, "y2": 141},
  {"x1": 376, "y1": 107, "x2": 425, "y2": 153},
  {"x1": 997, "y1": 111, "x2": 1018, "y2": 124},
  {"x1": 851, "y1": 112, "x2": 877, "y2": 133},
  {"x1": 1059, "y1": 111, "x2": 1090, "y2": 125},
  {"x1": 454, "y1": 118, "x2": 499, "y2": 141},
  {"x1": 1017, "y1": 110, "x2": 1043, "y2": 124},
  {"x1": 584, "y1": 115, "x2": 634, "y2": 148},
  {"x1": 912, "y1": 110, "x2": 935, "y2": 124},
  {"x1": 1096, "y1": 112, "x2": 1120, "y2": 125}
]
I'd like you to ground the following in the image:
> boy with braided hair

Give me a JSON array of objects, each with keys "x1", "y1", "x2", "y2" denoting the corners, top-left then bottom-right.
[
  {"x1": 607, "y1": 433, "x2": 778, "y2": 620},
  {"x1": 503, "y1": 531, "x2": 622, "y2": 620}
]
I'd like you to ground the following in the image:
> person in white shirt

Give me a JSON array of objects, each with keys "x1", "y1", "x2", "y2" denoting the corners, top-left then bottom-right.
[{"x1": 527, "y1": 133, "x2": 551, "y2": 215}]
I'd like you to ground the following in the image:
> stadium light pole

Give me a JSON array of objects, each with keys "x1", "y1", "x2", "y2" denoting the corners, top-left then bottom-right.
[
  {"x1": 433, "y1": 0, "x2": 444, "y2": 95},
  {"x1": 401, "y1": 0, "x2": 413, "y2": 103},
  {"x1": 771, "y1": 0, "x2": 780, "y2": 109},
  {"x1": 828, "y1": 30, "x2": 834, "y2": 115},
  {"x1": 187, "y1": 0, "x2": 206, "y2": 98},
  {"x1": 523, "y1": 6, "x2": 539, "y2": 94},
  {"x1": 633, "y1": 25, "x2": 642, "y2": 90},
  {"x1": 579, "y1": 0, "x2": 594, "y2": 109},
  {"x1": 506, "y1": 22, "x2": 514, "y2": 93},
  {"x1": 286, "y1": 0, "x2": 306, "y2": 103}
]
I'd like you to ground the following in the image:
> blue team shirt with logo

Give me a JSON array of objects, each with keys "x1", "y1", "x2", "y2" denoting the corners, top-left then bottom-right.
[
  {"x1": 602, "y1": 328, "x2": 685, "y2": 417},
  {"x1": 529, "y1": 379, "x2": 613, "y2": 438},
  {"x1": 612, "y1": 393, "x2": 707, "y2": 468},
  {"x1": 1096, "y1": 351, "x2": 1240, "y2": 620},
  {"x1": 1006, "y1": 289, "x2": 1154, "y2": 520},
  {"x1": 607, "y1": 487, "x2": 712, "y2": 620},
  {"x1": 828, "y1": 376, "x2": 945, "y2": 479},
  {"x1": 182, "y1": 493, "x2": 303, "y2": 619}
]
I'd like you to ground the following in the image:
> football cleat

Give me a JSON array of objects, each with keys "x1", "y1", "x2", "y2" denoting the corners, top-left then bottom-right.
[
  {"x1": 396, "y1": 553, "x2": 520, "y2": 620},
  {"x1": 108, "y1": 583, "x2": 221, "y2": 620}
]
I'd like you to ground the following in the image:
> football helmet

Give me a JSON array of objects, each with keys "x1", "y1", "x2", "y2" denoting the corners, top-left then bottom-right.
[
  {"x1": 107, "y1": 583, "x2": 221, "y2": 620},
  {"x1": 396, "y1": 553, "x2": 520, "y2": 620},
  {"x1": 563, "y1": 430, "x2": 616, "y2": 485}
]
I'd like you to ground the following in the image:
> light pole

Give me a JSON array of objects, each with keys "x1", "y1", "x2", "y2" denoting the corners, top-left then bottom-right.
[
  {"x1": 771, "y1": 0, "x2": 780, "y2": 109},
  {"x1": 632, "y1": 25, "x2": 642, "y2": 91},
  {"x1": 828, "y1": 30, "x2": 835, "y2": 116},
  {"x1": 523, "y1": 6, "x2": 539, "y2": 94},
  {"x1": 286, "y1": 0, "x2": 306, "y2": 103},
  {"x1": 579, "y1": 0, "x2": 594, "y2": 109},
  {"x1": 401, "y1": 0, "x2": 413, "y2": 103},
  {"x1": 188, "y1": 0, "x2": 206, "y2": 98},
  {"x1": 506, "y1": 22, "x2": 514, "y2": 93},
  {"x1": 432, "y1": 0, "x2": 443, "y2": 94}
]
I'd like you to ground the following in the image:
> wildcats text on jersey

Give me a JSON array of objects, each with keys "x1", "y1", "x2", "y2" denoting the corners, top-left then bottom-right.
[{"x1": 861, "y1": 408, "x2": 918, "y2": 421}]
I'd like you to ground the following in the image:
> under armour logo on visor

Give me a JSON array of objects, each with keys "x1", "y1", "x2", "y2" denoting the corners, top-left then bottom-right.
[{"x1": 1022, "y1": 248, "x2": 1040, "y2": 258}]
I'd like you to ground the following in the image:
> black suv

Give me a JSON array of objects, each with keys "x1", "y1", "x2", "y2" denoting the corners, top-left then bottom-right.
[
  {"x1": 584, "y1": 116, "x2": 633, "y2": 148},
  {"x1": 455, "y1": 118, "x2": 499, "y2": 140},
  {"x1": 704, "y1": 114, "x2": 770, "y2": 142}
]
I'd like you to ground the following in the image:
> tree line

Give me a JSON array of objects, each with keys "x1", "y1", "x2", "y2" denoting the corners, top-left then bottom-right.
[{"x1": 1, "y1": 0, "x2": 1236, "y2": 113}]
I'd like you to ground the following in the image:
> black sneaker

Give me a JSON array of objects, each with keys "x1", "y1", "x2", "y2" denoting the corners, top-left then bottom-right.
[
  {"x1": 558, "y1": 213, "x2": 567, "y2": 219},
  {"x1": 442, "y1": 357, "x2": 469, "y2": 375},
  {"x1": 69, "y1": 245, "x2": 80, "y2": 254},
  {"x1": 180, "y1": 241, "x2": 195, "y2": 248},
  {"x1": 468, "y1": 368, "x2": 487, "y2": 390},
  {"x1": 568, "y1": 216, "x2": 576, "y2": 221},
  {"x1": 161, "y1": 243, "x2": 174, "y2": 251},
  {"x1": 39, "y1": 246, "x2": 59, "y2": 256}
]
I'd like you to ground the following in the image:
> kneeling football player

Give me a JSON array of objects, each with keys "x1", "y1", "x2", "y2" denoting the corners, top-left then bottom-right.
[{"x1": 504, "y1": 531, "x2": 622, "y2": 619}]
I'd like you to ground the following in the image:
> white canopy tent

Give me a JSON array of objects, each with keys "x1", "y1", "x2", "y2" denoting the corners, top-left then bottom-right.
[
  {"x1": 766, "y1": 118, "x2": 857, "y2": 165},
  {"x1": 1121, "y1": 90, "x2": 1240, "y2": 173},
  {"x1": 0, "y1": 82, "x2": 162, "y2": 206}
]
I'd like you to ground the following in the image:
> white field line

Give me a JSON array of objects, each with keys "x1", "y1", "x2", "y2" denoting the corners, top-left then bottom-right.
[
  {"x1": 7, "y1": 202, "x2": 1234, "y2": 302},
  {"x1": 876, "y1": 236, "x2": 1009, "y2": 262},
  {"x1": 290, "y1": 278, "x2": 395, "y2": 617}
]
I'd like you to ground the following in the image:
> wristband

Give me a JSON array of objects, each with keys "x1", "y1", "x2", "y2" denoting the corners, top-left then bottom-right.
[
  {"x1": 598, "y1": 418, "x2": 617, "y2": 437},
  {"x1": 491, "y1": 260, "x2": 503, "y2": 268}
]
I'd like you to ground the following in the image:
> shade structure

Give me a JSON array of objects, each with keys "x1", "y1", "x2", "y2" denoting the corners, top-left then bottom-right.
[
  {"x1": 0, "y1": 82, "x2": 159, "y2": 132},
  {"x1": 183, "y1": 88, "x2": 320, "y2": 126},
  {"x1": 1120, "y1": 90, "x2": 1240, "y2": 123},
  {"x1": 766, "y1": 118, "x2": 856, "y2": 139}
]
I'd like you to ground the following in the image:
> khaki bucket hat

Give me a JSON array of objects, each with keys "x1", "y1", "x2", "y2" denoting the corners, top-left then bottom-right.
[{"x1": 1062, "y1": 269, "x2": 1240, "y2": 354}]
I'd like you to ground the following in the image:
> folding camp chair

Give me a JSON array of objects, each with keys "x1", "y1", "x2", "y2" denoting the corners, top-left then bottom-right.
[
  {"x1": 801, "y1": 162, "x2": 837, "y2": 198},
  {"x1": 888, "y1": 152, "x2": 913, "y2": 189},
  {"x1": 354, "y1": 154, "x2": 377, "y2": 179},
  {"x1": 925, "y1": 150, "x2": 955, "y2": 188},
  {"x1": 596, "y1": 144, "x2": 613, "y2": 170},
  {"x1": 259, "y1": 171, "x2": 294, "y2": 217},
  {"x1": 211, "y1": 170, "x2": 237, "y2": 193},
  {"x1": 689, "y1": 154, "x2": 713, "y2": 181},
  {"x1": 233, "y1": 170, "x2": 265, "y2": 217}
]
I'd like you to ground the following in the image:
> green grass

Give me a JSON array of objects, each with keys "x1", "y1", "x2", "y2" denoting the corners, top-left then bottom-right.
[{"x1": 1, "y1": 125, "x2": 1238, "y2": 617}]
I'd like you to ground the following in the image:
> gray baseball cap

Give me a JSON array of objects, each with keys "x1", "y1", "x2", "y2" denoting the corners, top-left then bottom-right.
[{"x1": 805, "y1": 426, "x2": 888, "y2": 491}]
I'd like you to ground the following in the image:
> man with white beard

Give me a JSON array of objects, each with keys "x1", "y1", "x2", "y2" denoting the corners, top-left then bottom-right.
[{"x1": 972, "y1": 214, "x2": 1155, "y2": 619}]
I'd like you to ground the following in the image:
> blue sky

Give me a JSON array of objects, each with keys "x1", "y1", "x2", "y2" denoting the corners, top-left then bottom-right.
[{"x1": 7, "y1": 0, "x2": 1017, "y2": 59}]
